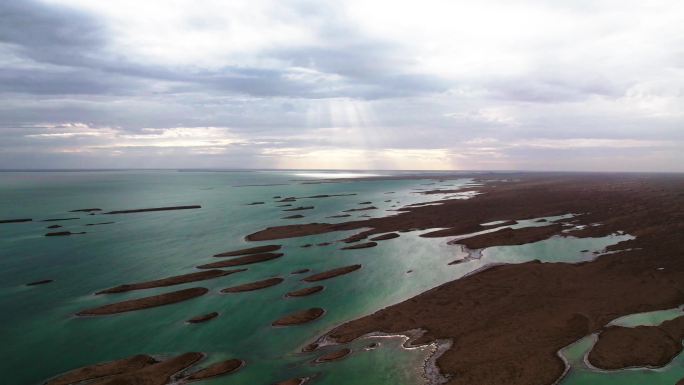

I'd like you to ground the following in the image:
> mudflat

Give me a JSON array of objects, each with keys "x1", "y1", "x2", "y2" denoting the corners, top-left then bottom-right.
[{"x1": 245, "y1": 173, "x2": 684, "y2": 385}]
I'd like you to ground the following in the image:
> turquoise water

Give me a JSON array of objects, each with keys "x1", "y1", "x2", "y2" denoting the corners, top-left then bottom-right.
[{"x1": 0, "y1": 170, "x2": 661, "y2": 385}]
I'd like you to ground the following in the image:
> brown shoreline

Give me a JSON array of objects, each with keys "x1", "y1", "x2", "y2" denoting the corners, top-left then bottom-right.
[
  {"x1": 245, "y1": 173, "x2": 684, "y2": 385},
  {"x1": 97, "y1": 269, "x2": 241, "y2": 294},
  {"x1": 77, "y1": 287, "x2": 209, "y2": 316}
]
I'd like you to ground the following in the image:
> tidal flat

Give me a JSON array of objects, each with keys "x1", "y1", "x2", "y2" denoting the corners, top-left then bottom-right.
[{"x1": 1, "y1": 170, "x2": 682, "y2": 385}]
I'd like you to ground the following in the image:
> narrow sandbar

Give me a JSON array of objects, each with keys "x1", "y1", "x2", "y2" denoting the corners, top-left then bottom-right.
[
  {"x1": 272, "y1": 307, "x2": 325, "y2": 326},
  {"x1": 77, "y1": 287, "x2": 208, "y2": 316},
  {"x1": 213, "y1": 244, "x2": 281, "y2": 257},
  {"x1": 106, "y1": 205, "x2": 201, "y2": 214},
  {"x1": 370, "y1": 233, "x2": 399, "y2": 241},
  {"x1": 97, "y1": 269, "x2": 241, "y2": 294},
  {"x1": 221, "y1": 277, "x2": 284, "y2": 293},
  {"x1": 185, "y1": 359, "x2": 244, "y2": 381},
  {"x1": 286, "y1": 285, "x2": 324, "y2": 297},
  {"x1": 314, "y1": 348, "x2": 351, "y2": 363},
  {"x1": 302, "y1": 265, "x2": 361, "y2": 282},
  {"x1": 341, "y1": 241, "x2": 377, "y2": 250},
  {"x1": 198, "y1": 253, "x2": 283, "y2": 268}
]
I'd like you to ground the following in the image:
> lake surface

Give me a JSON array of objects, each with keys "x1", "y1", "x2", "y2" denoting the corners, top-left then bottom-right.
[{"x1": 0, "y1": 170, "x2": 675, "y2": 385}]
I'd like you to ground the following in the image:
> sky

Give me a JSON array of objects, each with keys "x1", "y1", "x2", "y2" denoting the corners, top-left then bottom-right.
[{"x1": 1, "y1": 0, "x2": 683, "y2": 171}]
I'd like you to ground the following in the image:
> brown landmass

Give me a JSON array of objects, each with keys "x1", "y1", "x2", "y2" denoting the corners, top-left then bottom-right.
[
  {"x1": 94, "y1": 352, "x2": 203, "y2": 385},
  {"x1": 45, "y1": 231, "x2": 85, "y2": 236},
  {"x1": 587, "y1": 315, "x2": 684, "y2": 369},
  {"x1": 343, "y1": 206, "x2": 377, "y2": 212},
  {"x1": 47, "y1": 224, "x2": 62, "y2": 229},
  {"x1": 283, "y1": 215, "x2": 305, "y2": 219},
  {"x1": 197, "y1": 253, "x2": 283, "y2": 268},
  {"x1": 97, "y1": 269, "x2": 240, "y2": 294},
  {"x1": 86, "y1": 222, "x2": 115, "y2": 226},
  {"x1": 245, "y1": 173, "x2": 684, "y2": 385},
  {"x1": 314, "y1": 348, "x2": 351, "y2": 363},
  {"x1": 0, "y1": 218, "x2": 32, "y2": 224},
  {"x1": 286, "y1": 285, "x2": 324, "y2": 297},
  {"x1": 77, "y1": 287, "x2": 209, "y2": 316},
  {"x1": 302, "y1": 265, "x2": 362, "y2": 282},
  {"x1": 341, "y1": 241, "x2": 377, "y2": 250},
  {"x1": 273, "y1": 307, "x2": 325, "y2": 326},
  {"x1": 283, "y1": 206, "x2": 314, "y2": 211},
  {"x1": 455, "y1": 224, "x2": 564, "y2": 249},
  {"x1": 221, "y1": 277, "x2": 284, "y2": 293},
  {"x1": 43, "y1": 218, "x2": 79, "y2": 222},
  {"x1": 185, "y1": 359, "x2": 244, "y2": 381},
  {"x1": 105, "y1": 205, "x2": 201, "y2": 214},
  {"x1": 327, "y1": 214, "x2": 351, "y2": 218},
  {"x1": 419, "y1": 189, "x2": 475, "y2": 195},
  {"x1": 213, "y1": 244, "x2": 281, "y2": 257},
  {"x1": 45, "y1": 354, "x2": 158, "y2": 385},
  {"x1": 370, "y1": 233, "x2": 399, "y2": 241},
  {"x1": 291, "y1": 269, "x2": 310, "y2": 274},
  {"x1": 187, "y1": 312, "x2": 219, "y2": 324}
]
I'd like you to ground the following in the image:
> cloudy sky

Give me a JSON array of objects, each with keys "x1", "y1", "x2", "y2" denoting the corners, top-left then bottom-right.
[{"x1": 1, "y1": 0, "x2": 683, "y2": 171}]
